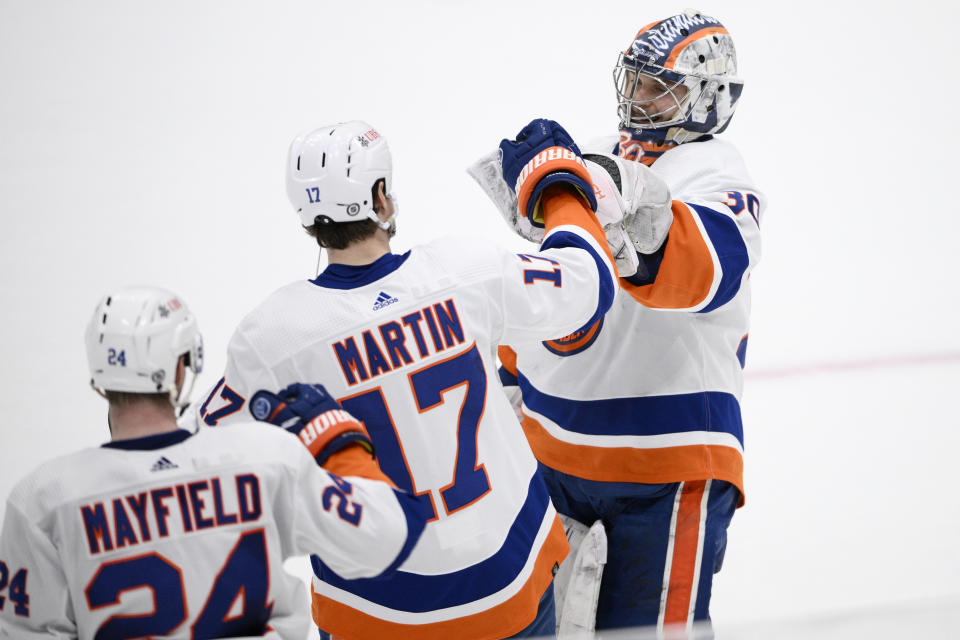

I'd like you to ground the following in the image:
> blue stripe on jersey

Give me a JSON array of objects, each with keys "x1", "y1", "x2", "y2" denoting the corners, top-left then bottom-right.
[
  {"x1": 311, "y1": 471, "x2": 551, "y2": 611},
  {"x1": 623, "y1": 242, "x2": 666, "y2": 287},
  {"x1": 736, "y1": 335, "x2": 748, "y2": 369},
  {"x1": 518, "y1": 373, "x2": 743, "y2": 447},
  {"x1": 311, "y1": 251, "x2": 411, "y2": 290},
  {"x1": 374, "y1": 490, "x2": 433, "y2": 578},
  {"x1": 499, "y1": 365, "x2": 519, "y2": 387},
  {"x1": 688, "y1": 203, "x2": 749, "y2": 314},
  {"x1": 540, "y1": 230, "x2": 616, "y2": 334}
]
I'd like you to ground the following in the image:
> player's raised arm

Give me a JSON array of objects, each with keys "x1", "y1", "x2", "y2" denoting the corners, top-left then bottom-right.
[
  {"x1": 620, "y1": 167, "x2": 763, "y2": 313},
  {"x1": 472, "y1": 128, "x2": 763, "y2": 318},
  {"x1": 583, "y1": 150, "x2": 764, "y2": 313},
  {"x1": 485, "y1": 119, "x2": 619, "y2": 345}
]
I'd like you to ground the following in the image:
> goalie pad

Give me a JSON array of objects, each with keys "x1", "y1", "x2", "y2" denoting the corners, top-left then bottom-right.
[{"x1": 554, "y1": 514, "x2": 607, "y2": 638}]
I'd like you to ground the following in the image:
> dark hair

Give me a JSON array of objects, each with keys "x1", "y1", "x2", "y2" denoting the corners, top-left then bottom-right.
[
  {"x1": 105, "y1": 390, "x2": 171, "y2": 410},
  {"x1": 305, "y1": 178, "x2": 386, "y2": 250}
]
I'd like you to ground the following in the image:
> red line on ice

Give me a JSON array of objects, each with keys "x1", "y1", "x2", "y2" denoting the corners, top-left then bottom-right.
[{"x1": 745, "y1": 351, "x2": 960, "y2": 380}]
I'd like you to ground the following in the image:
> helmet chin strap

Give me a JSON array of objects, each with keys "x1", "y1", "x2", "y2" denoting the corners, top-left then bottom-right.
[
  {"x1": 172, "y1": 370, "x2": 198, "y2": 417},
  {"x1": 91, "y1": 380, "x2": 109, "y2": 401},
  {"x1": 369, "y1": 194, "x2": 399, "y2": 232}
]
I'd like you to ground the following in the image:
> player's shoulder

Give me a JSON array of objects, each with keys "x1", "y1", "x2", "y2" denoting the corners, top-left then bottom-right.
[
  {"x1": 227, "y1": 278, "x2": 336, "y2": 364},
  {"x1": 660, "y1": 137, "x2": 747, "y2": 170},
  {"x1": 581, "y1": 134, "x2": 619, "y2": 155},
  {"x1": 4, "y1": 445, "x2": 111, "y2": 521},
  {"x1": 182, "y1": 424, "x2": 314, "y2": 488},
  {"x1": 196, "y1": 420, "x2": 303, "y2": 455},
  {"x1": 656, "y1": 137, "x2": 761, "y2": 199},
  {"x1": 191, "y1": 424, "x2": 318, "y2": 488},
  {"x1": 417, "y1": 234, "x2": 501, "y2": 260},
  {"x1": 235, "y1": 279, "x2": 318, "y2": 330},
  {"x1": 412, "y1": 235, "x2": 514, "y2": 281}
]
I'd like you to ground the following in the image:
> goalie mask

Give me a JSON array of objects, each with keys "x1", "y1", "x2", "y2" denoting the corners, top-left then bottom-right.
[
  {"x1": 286, "y1": 120, "x2": 396, "y2": 230},
  {"x1": 85, "y1": 286, "x2": 203, "y2": 408},
  {"x1": 613, "y1": 10, "x2": 742, "y2": 165}
]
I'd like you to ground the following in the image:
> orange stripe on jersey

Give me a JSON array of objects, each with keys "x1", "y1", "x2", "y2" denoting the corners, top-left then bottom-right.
[
  {"x1": 663, "y1": 27, "x2": 729, "y2": 69},
  {"x1": 323, "y1": 445, "x2": 397, "y2": 488},
  {"x1": 541, "y1": 188, "x2": 615, "y2": 269},
  {"x1": 516, "y1": 148, "x2": 592, "y2": 221},
  {"x1": 663, "y1": 480, "x2": 707, "y2": 626},
  {"x1": 620, "y1": 201, "x2": 714, "y2": 309},
  {"x1": 521, "y1": 414, "x2": 744, "y2": 505},
  {"x1": 498, "y1": 345, "x2": 518, "y2": 377},
  {"x1": 543, "y1": 318, "x2": 603, "y2": 353},
  {"x1": 310, "y1": 516, "x2": 569, "y2": 640}
]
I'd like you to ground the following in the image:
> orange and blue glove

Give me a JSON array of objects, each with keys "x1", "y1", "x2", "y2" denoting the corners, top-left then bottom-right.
[
  {"x1": 249, "y1": 383, "x2": 374, "y2": 465},
  {"x1": 498, "y1": 118, "x2": 598, "y2": 227}
]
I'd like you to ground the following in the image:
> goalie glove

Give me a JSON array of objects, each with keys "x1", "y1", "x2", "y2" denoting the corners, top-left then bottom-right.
[
  {"x1": 468, "y1": 150, "x2": 640, "y2": 277},
  {"x1": 249, "y1": 383, "x2": 374, "y2": 466},
  {"x1": 587, "y1": 156, "x2": 641, "y2": 278},
  {"x1": 584, "y1": 153, "x2": 673, "y2": 255},
  {"x1": 497, "y1": 119, "x2": 598, "y2": 226}
]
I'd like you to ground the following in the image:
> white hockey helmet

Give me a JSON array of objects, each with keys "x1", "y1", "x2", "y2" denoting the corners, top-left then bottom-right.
[
  {"x1": 85, "y1": 286, "x2": 203, "y2": 406},
  {"x1": 286, "y1": 120, "x2": 394, "y2": 228}
]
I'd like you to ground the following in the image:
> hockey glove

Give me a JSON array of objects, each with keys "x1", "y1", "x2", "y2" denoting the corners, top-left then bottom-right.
[
  {"x1": 583, "y1": 153, "x2": 673, "y2": 255},
  {"x1": 249, "y1": 383, "x2": 374, "y2": 466},
  {"x1": 498, "y1": 119, "x2": 598, "y2": 227},
  {"x1": 469, "y1": 147, "x2": 640, "y2": 276}
]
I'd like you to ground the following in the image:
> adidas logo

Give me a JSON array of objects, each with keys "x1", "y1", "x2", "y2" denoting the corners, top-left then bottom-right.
[
  {"x1": 372, "y1": 291, "x2": 399, "y2": 311},
  {"x1": 150, "y1": 456, "x2": 179, "y2": 472}
]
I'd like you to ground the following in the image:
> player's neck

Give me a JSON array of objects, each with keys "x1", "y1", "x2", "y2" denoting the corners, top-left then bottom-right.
[
  {"x1": 327, "y1": 233, "x2": 392, "y2": 266},
  {"x1": 108, "y1": 400, "x2": 180, "y2": 442}
]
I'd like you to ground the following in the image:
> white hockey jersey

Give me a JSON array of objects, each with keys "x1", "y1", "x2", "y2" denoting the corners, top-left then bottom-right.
[
  {"x1": 191, "y1": 190, "x2": 618, "y2": 639},
  {"x1": 500, "y1": 137, "x2": 765, "y2": 500},
  {"x1": 0, "y1": 424, "x2": 424, "y2": 639}
]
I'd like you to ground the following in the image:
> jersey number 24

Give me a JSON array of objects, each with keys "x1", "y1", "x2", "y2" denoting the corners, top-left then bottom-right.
[{"x1": 84, "y1": 529, "x2": 271, "y2": 639}]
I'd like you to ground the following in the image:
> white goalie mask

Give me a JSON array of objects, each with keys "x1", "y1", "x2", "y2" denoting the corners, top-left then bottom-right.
[
  {"x1": 85, "y1": 286, "x2": 203, "y2": 408},
  {"x1": 613, "y1": 10, "x2": 742, "y2": 163},
  {"x1": 286, "y1": 120, "x2": 396, "y2": 230}
]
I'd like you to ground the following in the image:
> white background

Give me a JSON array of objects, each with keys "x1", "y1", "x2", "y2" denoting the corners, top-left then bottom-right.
[{"x1": 2, "y1": 0, "x2": 958, "y2": 632}]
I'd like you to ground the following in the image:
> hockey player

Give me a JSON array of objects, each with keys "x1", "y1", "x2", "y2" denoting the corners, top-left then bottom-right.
[
  {"x1": 0, "y1": 286, "x2": 427, "y2": 639},
  {"x1": 490, "y1": 10, "x2": 766, "y2": 636},
  {"x1": 190, "y1": 118, "x2": 619, "y2": 638}
]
